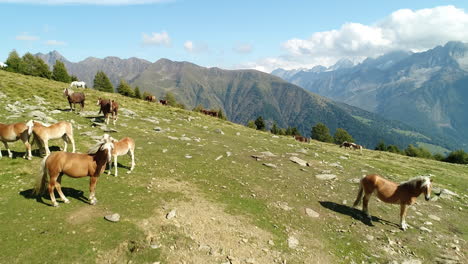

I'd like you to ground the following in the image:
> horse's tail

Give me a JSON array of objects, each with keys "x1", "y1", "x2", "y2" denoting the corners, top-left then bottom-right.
[
  {"x1": 33, "y1": 155, "x2": 50, "y2": 196},
  {"x1": 352, "y1": 179, "x2": 364, "y2": 207}
]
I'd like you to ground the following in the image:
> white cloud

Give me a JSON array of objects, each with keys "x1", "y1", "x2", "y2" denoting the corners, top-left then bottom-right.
[
  {"x1": 142, "y1": 31, "x2": 171, "y2": 47},
  {"x1": 45, "y1": 40, "x2": 66, "y2": 46},
  {"x1": 0, "y1": 0, "x2": 168, "y2": 5},
  {"x1": 184, "y1": 40, "x2": 208, "y2": 53},
  {"x1": 246, "y1": 5, "x2": 468, "y2": 72},
  {"x1": 16, "y1": 33, "x2": 39, "y2": 41},
  {"x1": 233, "y1": 43, "x2": 253, "y2": 54}
]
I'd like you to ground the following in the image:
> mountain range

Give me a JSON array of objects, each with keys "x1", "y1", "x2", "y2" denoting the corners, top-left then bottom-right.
[
  {"x1": 34, "y1": 49, "x2": 459, "y2": 151},
  {"x1": 272, "y1": 41, "x2": 468, "y2": 151}
]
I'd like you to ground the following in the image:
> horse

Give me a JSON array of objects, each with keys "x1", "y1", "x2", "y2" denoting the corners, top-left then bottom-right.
[
  {"x1": 353, "y1": 174, "x2": 433, "y2": 230},
  {"x1": 201, "y1": 109, "x2": 219, "y2": 117},
  {"x1": 0, "y1": 62, "x2": 7, "y2": 68},
  {"x1": 32, "y1": 121, "x2": 75, "y2": 156},
  {"x1": 145, "y1": 95, "x2": 156, "y2": 102},
  {"x1": 96, "y1": 98, "x2": 119, "y2": 125},
  {"x1": 70, "y1": 81, "x2": 86, "y2": 88},
  {"x1": 159, "y1": 100, "x2": 168, "y2": 105},
  {"x1": 340, "y1": 141, "x2": 353, "y2": 149},
  {"x1": 294, "y1": 135, "x2": 310, "y2": 143},
  {"x1": 0, "y1": 120, "x2": 34, "y2": 160},
  {"x1": 63, "y1": 87, "x2": 85, "y2": 112},
  {"x1": 108, "y1": 136, "x2": 135, "y2": 176},
  {"x1": 33, "y1": 134, "x2": 114, "y2": 207},
  {"x1": 350, "y1": 143, "x2": 363, "y2": 152}
]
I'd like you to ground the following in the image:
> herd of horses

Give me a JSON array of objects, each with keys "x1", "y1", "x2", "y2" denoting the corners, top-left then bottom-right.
[
  {"x1": 0, "y1": 83, "x2": 436, "y2": 231},
  {"x1": 144, "y1": 95, "x2": 168, "y2": 105}
]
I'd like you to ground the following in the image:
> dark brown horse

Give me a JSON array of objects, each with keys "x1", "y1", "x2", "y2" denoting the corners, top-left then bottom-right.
[
  {"x1": 145, "y1": 95, "x2": 156, "y2": 102},
  {"x1": 159, "y1": 100, "x2": 168, "y2": 105},
  {"x1": 96, "y1": 98, "x2": 119, "y2": 125},
  {"x1": 294, "y1": 135, "x2": 310, "y2": 143},
  {"x1": 63, "y1": 88, "x2": 85, "y2": 111},
  {"x1": 353, "y1": 174, "x2": 433, "y2": 230},
  {"x1": 201, "y1": 109, "x2": 219, "y2": 117},
  {"x1": 33, "y1": 134, "x2": 114, "y2": 207}
]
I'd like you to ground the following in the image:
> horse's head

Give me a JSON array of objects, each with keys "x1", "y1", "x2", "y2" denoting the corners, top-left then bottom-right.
[
  {"x1": 420, "y1": 176, "x2": 433, "y2": 201},
  {"x1": 96, "y1": 98, "x2": 102, "y2": 106},
  {"x1": 63, "y1": 88, "x2": 69, "y2": 97}
]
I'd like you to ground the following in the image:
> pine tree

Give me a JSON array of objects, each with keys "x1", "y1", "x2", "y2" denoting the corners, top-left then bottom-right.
[
  {"x1": 34, "y1": 57, "x2": 52, "y2": 79},
  {"x1": 5, "y1": 50, "x2": 24, "y2": 73},
  {"x1": 311, "y1": 123, "x2": 333, "y2": 142},
  {"x1": 117, "y1": 79, "x2": 134, "y2": 97},
  {"x1": 52, "y1": 60, "x2": 71, "y2": 83},
  {"x1": 270, "y1": 122, "x2": 280, "y2": 134},
  {"x1": 217, "y1": 108, "x2": 226, "y2": 120},
  {"x1": 70, "y1": 75, "x2": 79, "y2": 82},
  {"x1": 164, "y1": 92, "x2": 177, "y2": 106},
  {"x1": 134, "y1": 86, "x2": 142, "y2": 99},
  {"x1": 375, "y1": 140, "x2": 386, "y2": 151},
  {"x1": 21, "y1": 53, "x2": 38, "y2": 76},
  {"x1": 247, "y1": 120, "x2": 256, "y2": 129},
  {"x1": 93, "y1": 71, "x2": 114, "y2": 93},
  {"x1": 254, "y1": 116, "x2": 265, "y2": 131},
  {"x1": 333, "y1": 128, "x2": 354, "y2": 144}
]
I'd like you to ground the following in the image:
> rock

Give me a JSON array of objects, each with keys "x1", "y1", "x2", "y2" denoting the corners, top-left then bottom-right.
[
  {"x1": 100, "y1": 126, "x2": 118, "y2": 133},
  {"x1": 263, "y1": 163, "x2": 277, "y2": 168},
  {"x1": 214, "y1": 129, "x2": 224, "y2": 135},
  {"x1": 226, "y1": 151, "x2": 232, "y2": 157},
  {"x1": 33, "y1": 95, "x2": 46, "y2": 104},
  {"x1": 305, "y1": 208, "x2": 319, "y2": 218},
  {"x1": 428, "y1": 215, "x2": 441, "y2": 221},
  {"x1": 104, "y1": 213, "x2": 120, "y2": 222},
  {"x1": 402, "y1": 259, "x2": 422, "y2": 264},
  {"x1": 236, "y1": 132, "x2": 240, "y2": 136},
  {"x1": 50, "y1": 110, "x2": 61, "y2": 114},
  {"x1": 185, "y1": 155, "x2": 192, "y2": 159},
  {"x1": 315, "y1": 174, "x2": 337, "y2": 180},
  {"x1": 439, "y1": 188, "x2": 458, "y2": 199},
  {"x1": 215, "y1": 155, "x2": 223, "y2": 161},
  {"x1": 365, "y1": 235, "x2": 374, "y2": 241},
  {"x1": 154, "y1": 127, "x2": 162, "y2": 132},
  {"x1": 260, "y1": 151, "x2": 276, "y2": 157},
  {"x1": 289, "y1": 156, "x2": 308, "y2": 167},
  {"x1": 419, "y1": 226, "x2": 432, "y2": 233},
  {"x1": 120, "y1": 108, "x2": 137, "y2": 117},
  {"x1": 272, "y1": 135, "x2": 279, "y2": 138},
  {"x1": 329, "y1": 163, "x2": 343, "y2": 169},
  {"x1": 0, "y1": 91, "x2": 6, "y2": 99},
  {"x1": 296, "y1": 149, "x2": 308, "y2": 154},
  {"x1": 180, "y1": 136, "x2": 191, "y2": 141},
  {"x1": 287, "y1": 236, "x2": 299, "y2": 249},
  {"x1": 276, "y1": 202, "x2": 293, "y2": 211},
  {"x1": 166, "y1": 209, "x2": 176, "y2": 219},
  {"x1": 339, "y1": 156, "x2": 348, "y2": 160},
  {"x1": 162, "y1": 149, "x2": 168, "y2": 153},
  {"x1": 168, "y1": 136, "x2": 179, "y2": 140}
]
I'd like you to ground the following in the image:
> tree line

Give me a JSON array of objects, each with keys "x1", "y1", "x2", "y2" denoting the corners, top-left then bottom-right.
[{"x1": 248, "y1": 115, "x2": 468, "y2": 165}]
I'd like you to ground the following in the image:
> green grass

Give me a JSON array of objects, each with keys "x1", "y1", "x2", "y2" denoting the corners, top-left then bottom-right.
[{"x1": 0, "y1": 70, "x2": 467, "y2": 263}]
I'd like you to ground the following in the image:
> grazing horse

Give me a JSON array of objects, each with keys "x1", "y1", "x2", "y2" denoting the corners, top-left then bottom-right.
[
  {"x1": 340, "y1": 141, "x2": 353, "y2": 149},
  {"x1": 145, "y1": 95, "x2": 156, "y2": 102},
  {"x1": 159, "y1": 100, "x2": 168, "y2": 105},
  {"x1": 353, "y1": 174, "x2": 433, "y2": 230},
  {"x1": 0, "y1": 62, "x2": 7, "y2": 68},
  {"x1": 350, "y1": 143, "x2": 363, "y2": 152},
  {"x1": 201, "y1": 109, "x2": 219, "y2": 118},
  {"x1": 63, "y1": 88, "x2": 85, "y2": 112},
  {"x1": 96, "y1": 98, "x2": 119, "y2": 125},
  {"x1": 294, "y1": 135, "x2": 310, "y2": 143},
  {"x1": 108, "y1": 136, "x2": 135, "y2": 176},
  {"x1": 33, "y1": 134, "x2": 114, "y2": 207},
  {"x1": 70, "y1": 81, "x2": 86, "y2": 88},
  {"x1": 32, "y1": 121, "x2": 75, "y2": 156},
  {"x1": 0, "y1": 120, "x2": 34, "y2": 159}
]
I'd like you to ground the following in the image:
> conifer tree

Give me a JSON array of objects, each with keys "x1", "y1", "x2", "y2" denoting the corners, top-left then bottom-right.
[
  {"x1": 52, "y1": 60, "x2": 71, "y2": 83},
  {"x1": 333, "y1": 128, "x2": 354, "y2": 144},
  {"x1": 5, "y1": 50, "x2": 24, "y2": 73},
  {"x1": 134, "y1": 86, "x2": 142, "y2": 99},
  {"x1": 93, "y1": 71, "x2": 114, "y2": 93},
  {"x1": 311, "y1": 123, "x2": 333, "y2": 142},
  {"x1": 164, "y1": 92, "x2": 177, "y2": 106},
  {"x1": 117, "y1": 79, "x2": 134, "y2": 97},
  {"x1": 254, "y1": 116, "x2": 266, "y2": 131}
]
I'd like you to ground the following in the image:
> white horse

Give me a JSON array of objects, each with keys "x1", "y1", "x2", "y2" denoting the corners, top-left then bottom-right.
[
  {"x1": 70, "y1": 81, "x2": 86, "y2": 88},
  {"x1": 0, "y1": 62, "x2": 7, "y2": 68}
]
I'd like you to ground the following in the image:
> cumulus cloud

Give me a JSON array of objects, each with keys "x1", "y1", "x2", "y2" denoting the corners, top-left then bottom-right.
[
  {"x1": 184, "y1": 40, "x2": 208, "y2": 53},
  {"x1": 16, "y1": 33, "x2": 39, "y2": 41},
  {"x1": 45, "y1": 40, "x2": 66, "y2": 46},
  {"x1": 0, "y1": 0, "x2": 168, "y2": 5},
  {"x1": 142, "y1": 31, "x2": 171, "y2": 47},
  {"x1": 247, "y1": 5, "x2": 468, "y2": 72},
  {"x1": 233, "y1": 43, "x2": 253, "y2": 54}
]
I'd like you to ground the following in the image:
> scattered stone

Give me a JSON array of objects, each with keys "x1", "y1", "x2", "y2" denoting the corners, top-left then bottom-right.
[
  {"x1": 104, "y1": 213, "x2": 120, "y2": 222},
  {"x1": 180, "y1": 136, "x2": 191, "y2": 141},
  {"x1": 402, "y1": 259, "x2": 422, "y2": 264},
  {"x1": 236, "y1": 132, "x2": 240, "y2": 136},
  {"x1": 339, "y1": 156, "x2": 348, "y2": 160},
  {"x1": 287, "y1": 236, "x2": 299, "y2": 249},
  {"x1": 268, "y1": 240, "x2": 275, "y2": 246},
  {"x1": 260, "y1": 151, "x2": 276, "y2": 157},
  {"x1": 168, "y1": 136, "x2": 179, "y2": 140},
  {"x1": 154, "y1": 127, "x2": 162, "y2": 132},
  {"x1": 428, "y1": 215, "x2": 441, "y2": 221},
  {"x1": 226, "y1": 151, "x2": 232, "y2": 157},
  {"x1": 289, "y1": 156, "x2": 308, "y2": 167},
  {"x1": 50, "y1": 110, "x2": 61, "y2": 114},
  {"x1": 296, "y1": 149, "x2": 308, "y2": 154},
  {"x1": 185, "y1": 155, "x2": 192, "y2": 159},
  {"x1": 100, "y1": 126, "x2": 118, "y2": 133},
  {"x1": 215, "y1": 155, "x2": 223, "y2": 161},
  {"x1": 365, "y1": 235, "x2": 374, "y2": 241},
  {"x1": 0, "y1": 92, "x2": 6, "y2": 99},
  {"x1": 329, "y1": 163, "x2": 343, "y2": 169},
  {"x1": 314, "y1": 153, "x2": 319, "y2": 157},
  {"x1": 214, "y1": 129, "x2": 224, "y2": 135},
  {"x1": 276, "y1": 202, "x2": 293, "y2": 211},
  {"x1": 263, "y1": 163, "x2": 277, "y2": 168},
  {"x1": 305, "y1": 208, "x2": 319, "y2": 218},
  {"x1": 166, "y1": 209, "x2": 176, "y2": 219},
  {"x1": 272, "y1": 135, "x2": 279, "y2": 138},
  {"x1": 33, "y1": 95, "x2": 46, "y2": 105},
  {"x1": 419, "y1": 226, "x2": 432, "y2": 233},
  {"x1": 120, "y1": 108, "x2": 137, "y2": 117},
  {"x1": 162, "y1": 149, "x2": 168, "y2": 153},
  {"x1": 315, "y1": 174, "x2": 337, "y2": 180},
  {"x1": 424, "y1": 221, "x2": 433, "y2": 226}
]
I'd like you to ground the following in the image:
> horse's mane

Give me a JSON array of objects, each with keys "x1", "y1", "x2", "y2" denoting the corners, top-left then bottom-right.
[
  {"x1": 87, "y1": 142, "x2": 112, "y2": 155},
  {"x1": 64, "y1": 88, "x2": 74, "y2": 96},
  {"x1": 400, "y1": 176, "x2": 431, "y2": 188}
]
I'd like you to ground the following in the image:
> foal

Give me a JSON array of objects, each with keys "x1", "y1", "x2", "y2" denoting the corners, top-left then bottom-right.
[
  {"x1": 353, "y1": 174, "x2": 432, "y2": 230},
  {"x1": 33, "y1": 134, "x2": 114, "y2": 207},
  {"x1": 32, "y1": 121, "x2": 75, "y2": 156},
  {"x1": 97, "y1": 98, "x2": 119, "y2": 125},
  {"x1": 0, "y1": 120, "x2": 33, "y2": 160},
  {"x1": 108, "y1": 137, "x2": 135, "y2": 176}
]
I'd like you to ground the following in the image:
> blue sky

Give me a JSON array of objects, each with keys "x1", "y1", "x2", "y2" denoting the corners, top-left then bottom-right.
[{"x1": 1, "y1": 0, "x2": 468, "y2": 72}]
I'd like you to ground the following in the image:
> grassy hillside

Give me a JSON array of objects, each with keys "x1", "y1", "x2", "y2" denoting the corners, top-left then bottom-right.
[{"x1": 0, "y1": 70, "x2": 466, "y2": 263}]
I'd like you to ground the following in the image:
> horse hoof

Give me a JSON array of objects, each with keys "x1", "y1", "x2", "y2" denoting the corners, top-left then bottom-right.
[
  {"x1": 126, "y1": 171, "x2": 132, "y2": 174},
  {"x1": 53, "y1": 203, "x2": 59, "y2": 207},
  {"x1": 90, "y1": 199, "x2": 97, "y2": 205},
  {"x1": 64, "y1": 199, "x2": 70, "y2": 204}
]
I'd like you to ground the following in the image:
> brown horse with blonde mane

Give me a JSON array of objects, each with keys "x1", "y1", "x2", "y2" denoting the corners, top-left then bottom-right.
[
  {"x1": 63, "y1": 87, "x2": 85, "y2": 112},
  {"x1": 33, "y1": 134, "x2": 114, "y2": 207},
  {"x1": 0, "y1": 120, "x2": 34, "y2": 160},
  {"x1": 96, "y1": 98, "x2": 119, "y2": 125},
  {"x1": 32, "y1": 121, "x2": 75, "y2": 156},
  {"x1": 353, "y1": 174, "x2": 433, "y2": 230},
  {"x1": 108, "y1": 136, "x2": 135, "y2": 176}
]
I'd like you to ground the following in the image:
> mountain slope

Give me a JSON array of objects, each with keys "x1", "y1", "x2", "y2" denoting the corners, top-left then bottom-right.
[
  {"x1": 0, "y1": 70, "x2": 466, "y2": 263},
  {"x1": 131, "y1": 59, "x2": 454, "y2": 150},
  {"x1": 274, "y1": 41, "x2": 468, "y2": 150}
]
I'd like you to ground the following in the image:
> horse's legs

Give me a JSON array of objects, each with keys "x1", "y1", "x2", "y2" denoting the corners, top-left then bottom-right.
[
  {"x1": 107, "y1": 156, "x2": 113, "y2": 175},
  {"x1": 43, "y1": 139, "x2": 50, "y2": 156},
  {"x1": 400, "y1": 204, "x2": 409, "y2": 230},
  {"x1": 362, "y1": 193, "x2": 372, "y2": 219},
  {"x1": 61, "y1": 135, "x2": 68, "y2": 152},
  {"x1": 69, "y1": 134, "x2": 76, "y2": 153},
  {"x1": 114, "y1": 155, "x2": 118, "y2": 176},
  {"x1": 2, "y1": 141, "x2": 12, "y2": 158},
  {"x1": 48, "y1": 172, "x2": 59, "y2": 207},
  {"x1": 20, "y1": 132, "x2": 32, "y2": 160},
  {"x1": 128, "y1": 149, "x2": 135, "y2": 173},
  {"x1": 105, "y1": 114, "x2": 110, "y2": 125},
  {"x1": 89, "y1": 176, "x2": 98, "y2": 205},
  {"x1": 55, "y1": 173, "x2": 70, "y2": 204},
  {"x1": 113, "y1": 113, "x2": 117, "y2": 125}
]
